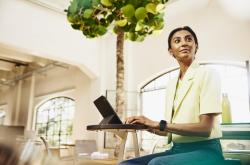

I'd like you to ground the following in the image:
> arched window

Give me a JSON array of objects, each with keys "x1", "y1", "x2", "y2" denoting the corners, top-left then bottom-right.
[
  {"x1": 35, "y1": 97, "x2": 75, "y2": 147},
  {"x1": 140, "y1": 61, "x2": 250, "y2": 151}
]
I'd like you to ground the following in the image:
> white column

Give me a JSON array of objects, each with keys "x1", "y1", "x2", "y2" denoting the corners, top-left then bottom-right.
[
  {"x1": 14, "y1": 80, "x2": 23, "y2": 125},
  {"x1": 26, "y1": 73, "x2": 36, "y2": 130}
]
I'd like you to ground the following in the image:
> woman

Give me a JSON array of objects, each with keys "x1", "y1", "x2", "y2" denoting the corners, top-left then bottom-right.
[{"x1": 119, "y1": 26, "x2": 224, "y2": 165}]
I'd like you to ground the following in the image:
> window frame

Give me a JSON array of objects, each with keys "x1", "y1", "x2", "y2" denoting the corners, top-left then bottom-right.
[{"x1": 35, "y1": 96, "x2": 75, "y2": 147}]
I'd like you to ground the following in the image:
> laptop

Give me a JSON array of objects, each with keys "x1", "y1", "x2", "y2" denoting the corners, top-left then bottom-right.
[{"x1": 86, "y1": 95, "x2": 148, "y2": 130}]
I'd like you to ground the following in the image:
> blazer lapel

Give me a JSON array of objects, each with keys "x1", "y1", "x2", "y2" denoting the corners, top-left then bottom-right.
[
  {"x1": 172, "y1": 62, "x2": 199, "y2": 119},
  {"x1": 165, "y1": 76, "x2": 178, "y2": 122}
]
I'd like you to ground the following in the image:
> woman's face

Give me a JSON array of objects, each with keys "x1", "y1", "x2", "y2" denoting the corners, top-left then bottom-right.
[{"x1": 169, "y1": 30, "x2": 197, "y2": 63}]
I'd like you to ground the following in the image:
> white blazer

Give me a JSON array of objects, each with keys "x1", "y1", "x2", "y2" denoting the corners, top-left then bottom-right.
[{"x1": 165, "y1": 61, "x2": 222, "y2": 143}]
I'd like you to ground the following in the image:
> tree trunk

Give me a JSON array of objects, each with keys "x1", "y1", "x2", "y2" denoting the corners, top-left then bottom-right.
[
  {"x1": 114, "y1": 29, "x2": 125, "y2": 158},
  {"x1": 116, "y1": 30, "x2": 125, "y2": 116}
]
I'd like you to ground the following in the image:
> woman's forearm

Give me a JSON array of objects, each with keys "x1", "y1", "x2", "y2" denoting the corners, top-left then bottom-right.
[
  {"x1": 151, "y1": 114, "x2": 215, "y2": 137},
  {"x1": 147, "y1": 128, "x2": 168, "y2": 136},
  {"x1": 126, "y1": 114, "x2": 216, "y2": 137},
  {"x1": 150, "y1": 122, "x2": 211, "y2": 137},
  {"x1": 166, "y1": 123, "x2": 212, "y2": 137}
]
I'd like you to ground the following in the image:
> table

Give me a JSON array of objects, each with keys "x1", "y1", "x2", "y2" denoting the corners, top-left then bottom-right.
[
  {"x1": 87, "y1": 124, "x2": 148, "y2": 162},
  {"x1": 77, "y1": 158, "x2": 118, "y2": 165}
]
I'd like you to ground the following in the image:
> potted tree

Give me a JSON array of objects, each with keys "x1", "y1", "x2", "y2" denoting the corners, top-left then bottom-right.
[{"x1": 66, "y1": 0, "x2": 168, "y2": 155}]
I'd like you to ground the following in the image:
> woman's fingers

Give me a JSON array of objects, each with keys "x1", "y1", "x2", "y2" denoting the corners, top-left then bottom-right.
[
  {"x1": 131, "y1": 119, "x2": 143, "y2": 124},
  {"x1": 125, "y1": 116, "x2": 136, "y2": 124},
  {"x1": 125, "y1": 116, "x2": 153, "y2": 125},
  {"x1": 125, "y1": 116, "x2": 158, "y2": 128},
  {"x1": 125, "y1": 116, "x2": 142, "y2": 124}
]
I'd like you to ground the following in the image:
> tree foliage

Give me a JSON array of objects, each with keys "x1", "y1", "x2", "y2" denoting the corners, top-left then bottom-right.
[{"x1": 66, "y1": 0, "x2": 168, "y2": 41}]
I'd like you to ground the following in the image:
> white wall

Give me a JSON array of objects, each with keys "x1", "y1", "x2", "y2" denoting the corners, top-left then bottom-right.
[
  {"x1": 0, "y1": 0, "x2": 101, "y2": 78},
  {"x1": 100, "y1": 34, "x2": 135, "y2": 91}
]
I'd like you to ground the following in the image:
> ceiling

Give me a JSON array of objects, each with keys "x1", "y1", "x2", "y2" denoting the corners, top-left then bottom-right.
[
  {"x1": 26, "y1": 0, "x2": 250, "y2": 20},
  {"x1": 0, "y1": 43, "x2": 56, "y2": 88},
  {"x1": 27, "y1": 0, "x2": 70, "y2": 13},
  {"x1": 26, "y1": 0, "x2": 181, "y2": 13}
]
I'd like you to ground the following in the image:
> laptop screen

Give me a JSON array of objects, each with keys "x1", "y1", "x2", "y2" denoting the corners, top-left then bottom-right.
[{"x1": 94, "y1": 96, "x2": 123, "y2": 125}]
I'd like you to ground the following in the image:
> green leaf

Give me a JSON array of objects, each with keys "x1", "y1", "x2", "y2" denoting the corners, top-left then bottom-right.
[
  {"x1": 154, "y1": 20, "x2": 164, "y2": 30},
  {"x1": 152, "y1": 30, "x2": 162, "y2": 35},
  {"x1": 156, "y1": 4, "x2": 165, "y2": 12},
  {"x1": 115, "y1": 19, "x2": 128, "y2": 27},
  {"x1": 135, "y1": 21, "x2": 143, "y2": 31},
  {"x1": 100, "y1": 0, "x2": 112, "y2": 7},
  {"x1": 135, "y1": 35, "x2": 145, "y2": 41},
  {"x1": 66, "y1": 0, "x2": 166, "y2": 41},
  {"x1": 128, "y1": 0, "x2": 141, "y2": 8},
  {"x1": 146, "y1": 3, "x2": 157, "y2": 14},
  {"x1": 81, "y1": 0, "x2": 92, "y2": 9},
  {"x1": 161, "y1": 0, "x2": 168, "y2": 4},
  {"x1": 135, "y1": 7, "x2": 147, "y2": 20},
  {"x1": 156, "y1": 12, "x2": 164, "y2": 19},
  {"x1": 71, "y1": 24, "x2": 81, "y2": 30},
  {"x1": 67, "y1": 14, "x2": 80, "y2": 23},
  {"x1": 126, "y1": 32, "x2": 136, "y2": 41},
  {"x1": 97, "y1": 25, "x2": 107, "y2": 35},
  {"x1": 83, "y1": 9, "x2": 93, "y2": 18},
  {"x1": 68, "y1": 0, "x2": 78, "y2": 14},
  {"x1": 92, "y1": 0, "x2": 100, "y2": 7},
  {"x1": 113, "y1": 26, "x2": 119, "y2": 34},
  {"x1": 67, "y1": 15, "x2": 75, "y2": 23},
  {"x1": 121, "y1": 4, "x2": 135, "y2": 18},
  {"x1": 106, "y1": 14, "x2": 114, "y2": 23}
]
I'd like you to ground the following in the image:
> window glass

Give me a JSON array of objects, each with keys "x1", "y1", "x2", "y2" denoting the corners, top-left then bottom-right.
[
  {"x1": 142, "y1": 89, "x2": 166, "y2": 121},
  {"x1": 35, "y1": 97, "x2": 75, "y2": 147},
  {"x1": 212, "y1": 64, "x2": 250, "y2": 123}
]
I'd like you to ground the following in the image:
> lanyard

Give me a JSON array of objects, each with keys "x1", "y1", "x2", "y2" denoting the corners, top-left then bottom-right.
[{"x1": 167, "y1": 78, "x2": 180, "y2": 144}]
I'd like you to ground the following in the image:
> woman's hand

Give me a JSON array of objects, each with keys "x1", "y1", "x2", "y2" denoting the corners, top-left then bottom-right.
[
  {"x1": 125, "y1": 116, "x2": 159, "y2": 129},
  {"x1": 125, "y1": 116, "x2": 168, "y2": 136}
]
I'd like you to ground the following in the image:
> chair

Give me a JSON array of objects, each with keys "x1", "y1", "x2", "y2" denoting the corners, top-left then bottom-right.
[
  {"x1": 150, "y1": 138, "x2": 171, "y2": 154},
  {"x1": 40, "y1": 136, "x2": 51, "y2": 157},
  {"x1": 74, "y1": 140, "x2": 97, "y2": 164},
  {"x1": 40, "y1": 136, "x2": 61, "y2": 158}
]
